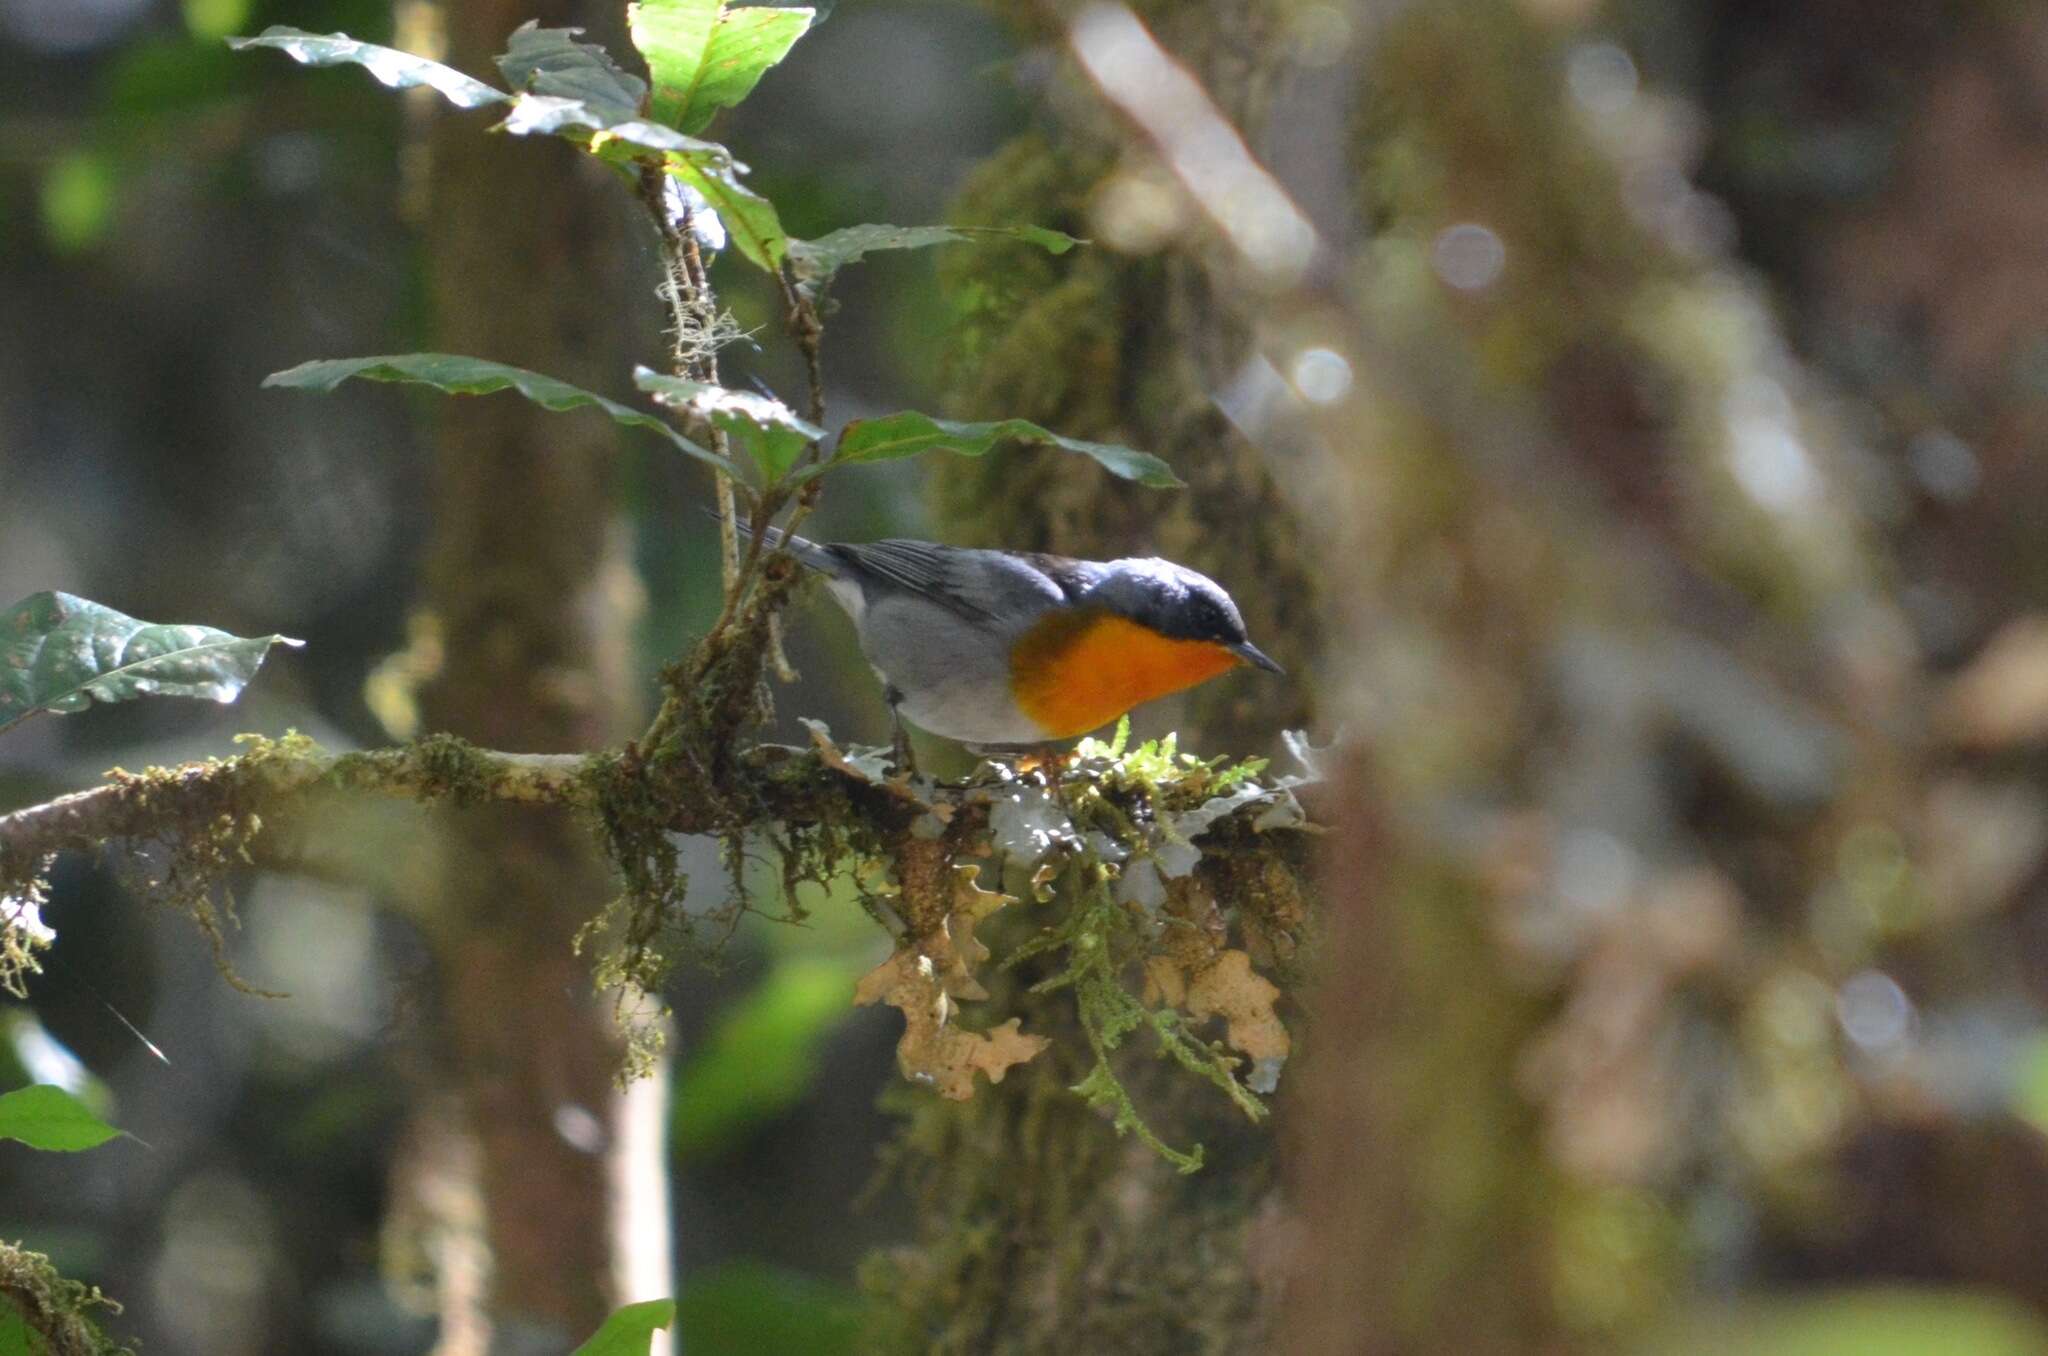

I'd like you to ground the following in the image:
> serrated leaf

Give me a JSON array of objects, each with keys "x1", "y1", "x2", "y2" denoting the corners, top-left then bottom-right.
[
  {"x1": 263, "y1": 354, "x2": 732, "y2": 476},
  {"x1": 494, "y1": 22, "x2": 646, "y2": 124},
  {"x1": 663, "y1": 150, "x2": 786, "y2": 270},
  {"x1": 0, "y1": 1084, "x2": 121, "y2": 1152},
  {"x1": 634, "y1": 368, "x2": 821, "y2": 482},
  {"x1": 571, "y1": 1298, "x2": 677, "y2": 1356},
  {"x1": 788, "y1": 222, "x2": 1080, "y2": 297},
  {"x1": 228, "y1": 27, "x2": 510, "y2": 109},
  {"x1": 631, "y1": 0, "x2": 813, "y2": 135},
  {"x1": 834, "y1": 412, "x2": 1181, "y2": 489},
  {"x1": 0, "y1": 593, "x2": 301, "y2": 735}
]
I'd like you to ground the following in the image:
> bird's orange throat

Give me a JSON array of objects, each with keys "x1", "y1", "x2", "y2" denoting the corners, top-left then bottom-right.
[{"x1": 1010, "y1": 610, "x2": 1241, "y2": 741}]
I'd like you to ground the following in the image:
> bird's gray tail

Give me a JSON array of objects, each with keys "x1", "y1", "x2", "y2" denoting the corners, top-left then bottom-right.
[{"x1": 728, "y1": 516, "x2": 843, "y2": 577}]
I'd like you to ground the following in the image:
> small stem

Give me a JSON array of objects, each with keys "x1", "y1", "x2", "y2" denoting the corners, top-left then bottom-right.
[{"x1": 776, "y1": 266, "x2": 827, "y2": 428}]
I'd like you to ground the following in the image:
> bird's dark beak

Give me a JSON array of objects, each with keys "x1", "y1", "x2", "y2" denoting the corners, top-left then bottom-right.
[{"x1": 1230, "y1": 640, "x2": 1285, "y2": 675}]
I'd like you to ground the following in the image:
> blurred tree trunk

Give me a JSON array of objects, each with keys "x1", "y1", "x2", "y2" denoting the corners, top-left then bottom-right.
[
  {"x1": 408, "y1": 0, "x2": 659, "y2": 1347},
  {"x1": 866, "y1": 5, "x2": 1312, "y2": 1353},
  {"x1": 1689, "y1": 0, "x2": 2048, "y2": 1303},
  {"x1": 881, "y1": 0, "x2": 1938, "y2": 1350}
]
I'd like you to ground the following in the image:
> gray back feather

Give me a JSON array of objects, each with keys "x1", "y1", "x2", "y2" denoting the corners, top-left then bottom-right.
[{"x1": 828, "y1": 539, "x2": 1078, "y2": 628}]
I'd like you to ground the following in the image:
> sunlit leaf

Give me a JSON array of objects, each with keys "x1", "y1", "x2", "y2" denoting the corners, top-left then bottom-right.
[
  {"x1": 663, "y1": 151, "x2": 787, "y2": 270},
  {"x1": 0, "y1": 1084, "x2": 121, "y2": 1152},
  {"x1": 0, "y1": 593, "x2": 301, "y2": 735},
  {"x1": 670, "y1": 957, "x2": 860, "y2": 1159},
  {"x1": 634, "y1": 369, "x2": 822, "y2": 483},
  {"x1": 494, "y1": 22, "x2": 646, "y2": 124},
  {"x1": 630, "y1": 0, "x2": 814, "y2": 135},
  {"x1": 227, "y1": 27, "x2": 510, "y2": 110},
  {"x1": 263, "y1": 354, "x2": 732, "y2": 475},
  {"x1": 571, "y1": 1298, "x2": 675, "y2": 1356},
  {"x1": 834, "y1": 411, "x2": 1181, "y2": 488},
  {"x1": 232, "y1": 24, "x2": 703, "y2": 162},
  {"x1": 500, "y1": 97, "x2": 720, "y2": 156},
  {"x1": 788, "y1": 222, "x2": 1080, "y2": 298}
]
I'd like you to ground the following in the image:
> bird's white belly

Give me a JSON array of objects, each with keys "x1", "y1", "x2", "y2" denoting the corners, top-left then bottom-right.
[{"x1": 894, "y1": 678, "x2": 1044, "y2": 747}]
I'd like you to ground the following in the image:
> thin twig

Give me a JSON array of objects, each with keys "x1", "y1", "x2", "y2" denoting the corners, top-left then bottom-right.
[
  {"x1": 640, "y1": 165, "x2": 740, "y2": 598},
  {"x1": 776, "y1": 266, "x2": 827, "y2": 427}
]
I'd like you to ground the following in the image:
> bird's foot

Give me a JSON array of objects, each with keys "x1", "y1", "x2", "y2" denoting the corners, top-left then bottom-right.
[{"x1": 886, "y1": 692, "x2": 918, "y2": 778}]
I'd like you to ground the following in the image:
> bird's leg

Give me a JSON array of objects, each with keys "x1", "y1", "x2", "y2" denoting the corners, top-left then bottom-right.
[{"x1": 884, "y1": 684, "x2": 918, "y2": 777}]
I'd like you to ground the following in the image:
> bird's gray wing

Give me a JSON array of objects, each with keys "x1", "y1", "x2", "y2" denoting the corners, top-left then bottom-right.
[{"x1": 829, "y1": 539, "x2": 1078, "y2": 625}]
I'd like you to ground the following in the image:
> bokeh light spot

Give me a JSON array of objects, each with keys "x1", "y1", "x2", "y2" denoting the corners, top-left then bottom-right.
[
  {"x1": 555, "y1": 1102, "x2": 607, "y2": 1154},
  {"x1": 1289, "y1": 347, "x2": 1354, "y2": 405},
  {"x1": 1566, "y1": 41, "x2": 1638, "y2": 117},
  {"x1": 1092, "y1": 168, "x2": 1186, "y2": 254},
  {"x1": 1836, "y1": 969, "x2": 1914, "y2": 1053},
  {"x1": 1432, "y1": 222, "x2": 1506, "y2": 292}
]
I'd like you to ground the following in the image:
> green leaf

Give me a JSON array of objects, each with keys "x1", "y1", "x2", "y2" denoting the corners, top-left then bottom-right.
[
  {"x1": 0, "y1": 1296, "x2": 39, "y2": 1355},
  {"x1": 663, "y1": 151, "x2": 787, "y2": 270},
  {"x1": 494, "y1": 22, "x2": 646, "y2": 124},
  {"x1": 630, "y1": 0, "x2": 814, "y2": 135},
  {"x1": 0, "y1": 593, "x2": 301, "y2": 735},
  {"x1": 670, "y1": 957, "x2": 858, "y2": 1159},
  {"x1": 676, "y1": 1262, "x2": 862, "y2": 1356},
  {"x1": 634, "y1": 369, "x2": 822, "y2": 483},
  {"x1": 231, "y1": 25, "x2": 707, "y2": 163},
  {"x1": 263, "y1": 354, "x2": 732, "y2": 476},
  {"x1": 787, "y1": 222, "x2": 1080, "y2": 297},
  {"x1": 0, "y1": 1085, "x2": 121, "y2": 1152},
  {"x1": 501, "y1": 98, "x2": 721, "y2": 156},
  {"x1": 571, "y1": 1299, "x2": 676, "y2": 1356},
  {"x1": 834, "y1": 412, "x2": 1182, "y2": 489},
  {"x1": 227, "y1": 27, "x2": 510, "y2": 110}
]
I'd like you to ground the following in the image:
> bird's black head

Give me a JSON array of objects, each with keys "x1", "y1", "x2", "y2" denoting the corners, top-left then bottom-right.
[{"x1": 1093, "y1": 559, "x2": 1285, "y2": 673}]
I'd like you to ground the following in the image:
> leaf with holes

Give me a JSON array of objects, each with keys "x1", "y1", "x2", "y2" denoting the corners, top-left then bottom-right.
[
  {"x1": 631, "y1": 0, "x2": 814, "y2": 134},
  {"x1": 263, "y1": 354, "x2": 732, "y2": 475},
  {"x1": 0, "y1": 1084, "x2": 122, "y2": 1151},
  {"x1": 834, "y1": 411, "x2": 1181, "y2": 488},
  {"x1": 228, "y1": 27, "x2": 511, "y2": 109},
  {"x1": 634, "y1": 369, "x2": 821, "y2": 483},
  {"x1": 0, "y1": 593, "x2": 300, "y2": 736},
  {"x1": 788, "y1": 222, "x2": 1080, "y2": 299}
]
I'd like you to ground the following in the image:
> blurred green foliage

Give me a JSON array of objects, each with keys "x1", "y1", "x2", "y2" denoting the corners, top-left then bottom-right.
[
  {"x1": 670, "y1": 954, "x2": 865, "y2": 1160},
  {"x1": 675, "y1": 1260, "x2": 862, "y2": 1356},
  {"x1": 1647, "y1": 1289, "x2": 2048, "y2": 1356}
]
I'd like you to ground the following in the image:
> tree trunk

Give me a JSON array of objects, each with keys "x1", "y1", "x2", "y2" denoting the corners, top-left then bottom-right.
[
  {"x1": 410, "y1": 0, "x2": 661, "y2": 1347},
  {"x1": 869, "y1": 5, "x2": 1309, "y2": 1351}
]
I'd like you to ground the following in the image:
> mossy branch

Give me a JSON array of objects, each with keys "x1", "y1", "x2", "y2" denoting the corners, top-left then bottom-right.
[{"x1": 0, "y1": 1240, "x2": 132, "y2": 1356}]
